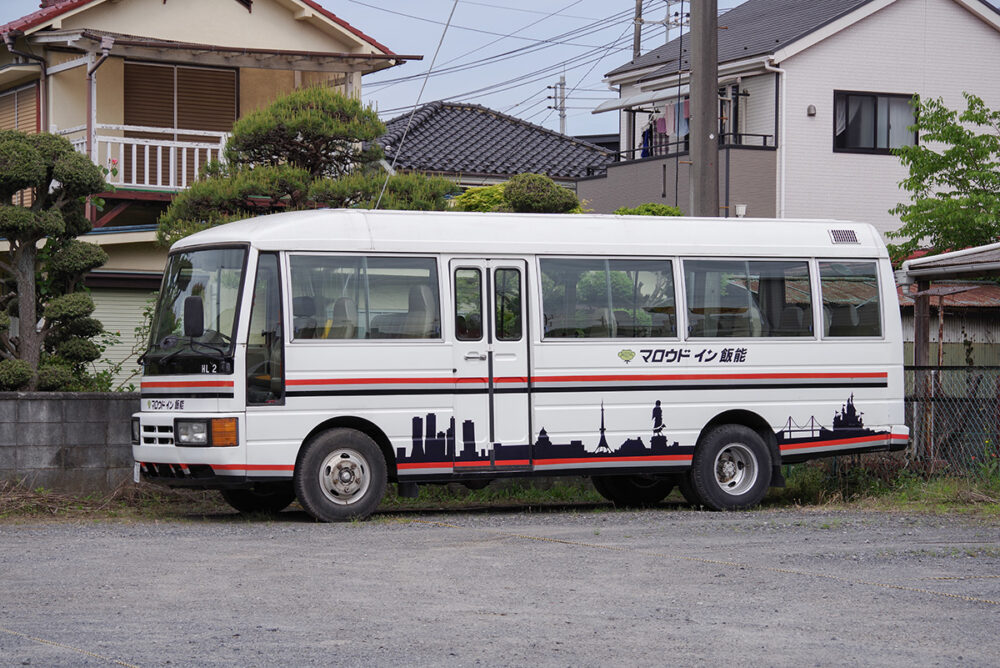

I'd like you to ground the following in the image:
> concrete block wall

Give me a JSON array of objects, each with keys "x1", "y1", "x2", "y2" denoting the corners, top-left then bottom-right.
[{"x1": 0, "y1": 392, "x2": 140, "y2": 493}]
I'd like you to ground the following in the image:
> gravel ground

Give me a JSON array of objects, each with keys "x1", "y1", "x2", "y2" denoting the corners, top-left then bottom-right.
[{"x1": 1, "y1": 506, "x2": 998, "y2": 667}]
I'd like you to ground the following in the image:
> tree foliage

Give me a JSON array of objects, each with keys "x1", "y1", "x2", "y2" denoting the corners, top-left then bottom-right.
[
  {"x1": 613, "y1": 203, "x2": 683, "y2": 217},
  {"x1": 888, "y1": 93, "x2": 1000, "y2": 260},
  {"x1": 502, "y1": 173, "x2": 579, "y2": 213},
  {"x1": 159, "y1": 87, "x2": 459, "y2": 246},
  {"x1": 0, "y1": 130, "x2": 109, "y2": 390},
  {"x1": 452, "y1": 184, "x2": 507, "y2": 212},
  {"x1": 451, "y1": 173, "x2": 580, "y2": 214}
]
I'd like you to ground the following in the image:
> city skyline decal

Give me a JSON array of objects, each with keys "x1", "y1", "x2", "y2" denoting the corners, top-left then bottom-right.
[
  {"x1": 396, "y1": 400, "x2": 691, "y2": 470},
  {"x1": 776, "y1": 393, "x2": 890, "y2": 454}
]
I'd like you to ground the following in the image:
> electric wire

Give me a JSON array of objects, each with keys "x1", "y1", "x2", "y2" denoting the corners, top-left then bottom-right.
[{"x1": 374, "y1": 0, "x2": 460, "y2": 209}]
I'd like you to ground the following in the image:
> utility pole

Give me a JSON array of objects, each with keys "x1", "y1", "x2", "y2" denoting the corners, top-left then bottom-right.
[
  {"x1": 689, "y1": 0, "x2": 720, "y2": 217},
  {"x1": 558, "y1": 74, "x2": 567, "y2": 135},
  {"x1": 632, "y1": 0, "x2": 643, "y2": 60}
]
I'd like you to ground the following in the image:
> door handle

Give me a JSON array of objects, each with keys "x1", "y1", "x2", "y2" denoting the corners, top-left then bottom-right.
[{"x1": 464, "y1": 352, "x2": 488, "y2": 361}]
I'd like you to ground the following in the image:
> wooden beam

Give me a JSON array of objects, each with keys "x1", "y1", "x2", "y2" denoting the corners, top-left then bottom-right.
[{"x1": 94, "y1": 201, "x2": 130, "y2": 228}]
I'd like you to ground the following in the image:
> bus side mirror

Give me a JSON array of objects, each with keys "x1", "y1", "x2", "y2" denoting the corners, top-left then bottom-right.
[{"x1": 184, "y1": 295, "x2": 205, "y2": 338}]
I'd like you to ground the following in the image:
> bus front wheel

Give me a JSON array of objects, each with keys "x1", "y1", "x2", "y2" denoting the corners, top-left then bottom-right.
[
  {"x1": 690, "y1": 425, "x2": 772, "y2": 511},
  {"x1": 295, "y1": 428, "x2": 387, "y2": 522}
]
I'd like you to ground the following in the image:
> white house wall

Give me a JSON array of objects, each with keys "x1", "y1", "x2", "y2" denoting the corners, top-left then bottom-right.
[
  {"x1": 738, "y1": 73, "x2": 776, "y2": 144},
  {"x1": 779, "y1": 0, "x2": 1000, "y2": 236},
  {"x1": 60, "y1": 0, "x2": 365, "y2": 54}
]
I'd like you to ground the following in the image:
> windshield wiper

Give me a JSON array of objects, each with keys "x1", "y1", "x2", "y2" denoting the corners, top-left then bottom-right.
[{"x1": 157, "y1": 336, "x2": 227, "y2": 367}]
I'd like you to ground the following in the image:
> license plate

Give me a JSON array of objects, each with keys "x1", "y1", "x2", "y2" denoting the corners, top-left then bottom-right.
[{"x1": 133, "y1": 462, "x2": 141, "y2": 483}]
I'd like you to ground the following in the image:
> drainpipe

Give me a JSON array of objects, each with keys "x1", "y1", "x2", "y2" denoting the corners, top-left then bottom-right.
[
  {"x1": 86, "y1": 35, "x2": 115, "y2": 161},
  {"x1": 763, "y1": 59, "x2": 786, "y2": 218},
  {"x1": 3, "y1": 32, "x2": 48, "y2": 131}
]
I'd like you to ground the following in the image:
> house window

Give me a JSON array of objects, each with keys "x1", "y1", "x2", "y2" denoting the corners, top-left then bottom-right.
[{"x1": 833, "y1": 91, "x2": 916, "y2": 153}]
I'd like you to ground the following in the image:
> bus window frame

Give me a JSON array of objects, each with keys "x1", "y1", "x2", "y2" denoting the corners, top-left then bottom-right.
[
  {"x1": 677, "y1": 256, "x2": 820, "y2": 341},
  {"x1": 535, "y1": 255, "x2": 681, "y2": 342},
  {"x1": 282, "y1": 252, "x2": 445, "y2": 344},
  {"x1": 816, "y1": 258, "x2": 886, "y2": 341}
]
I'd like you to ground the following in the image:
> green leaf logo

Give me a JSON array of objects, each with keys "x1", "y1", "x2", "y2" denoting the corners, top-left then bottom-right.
[{"x1": 618, "y1": 349, "x2": 636, "y2": 364}]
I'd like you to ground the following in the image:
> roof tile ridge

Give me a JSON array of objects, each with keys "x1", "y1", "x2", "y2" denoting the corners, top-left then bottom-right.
[
  {"x1": 0, "y1": 0, "x2": 94, "y2": 35},
  {"x1": 380, "y1": 101, "x2": 443, "y2": 148},
  {"x1": 434, "y1": 101, "x2": 612, "y2": 155}
]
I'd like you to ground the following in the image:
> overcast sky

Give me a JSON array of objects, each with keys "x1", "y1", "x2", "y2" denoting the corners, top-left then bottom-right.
[{"x1": 3, "y1": 0, "x2": 999, "y2": 138}]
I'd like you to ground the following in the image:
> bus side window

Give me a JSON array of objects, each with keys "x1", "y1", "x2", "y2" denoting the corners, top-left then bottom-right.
[
  {"x1": 455, "y1": 268, "x2": 483, "y2": 341},
  {"x1": 819, "y1": 261, "x2": 882, "y2": 337},
  {"x1": 495, "y1": 268, "x2": 521, "y2": 341},
  {"x1": 752, "y1": 260, "x2": 812, "y2": 337},
  {"x1": 246, "y1": 252, "x2": 284, "y2": 405}
]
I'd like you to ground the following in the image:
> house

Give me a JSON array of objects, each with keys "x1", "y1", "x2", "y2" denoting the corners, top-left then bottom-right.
[
  {"x1": 577, "y1": 0, "x2": 1000, "y2": 234},
  {"x1": 378, "y1": 101, "x2": 612, "y2": 190},
  {"x1": 0, "y1": 0, "x2": 415, "y2": 382}
]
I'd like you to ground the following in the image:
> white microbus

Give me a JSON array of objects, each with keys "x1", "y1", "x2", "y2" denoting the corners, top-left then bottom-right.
[{"x1": 132, "y1": 210, "x2": 908, "y2": 520}]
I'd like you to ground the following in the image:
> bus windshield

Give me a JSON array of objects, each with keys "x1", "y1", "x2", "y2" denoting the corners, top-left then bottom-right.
[{"x1": 144, "y1": 247, "x2": 247, "y2": 375}]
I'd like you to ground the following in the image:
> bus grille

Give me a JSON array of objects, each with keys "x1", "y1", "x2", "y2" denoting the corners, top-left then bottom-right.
[{"x1": 142, "y1": 424, "x2": 174, "y2": 445}]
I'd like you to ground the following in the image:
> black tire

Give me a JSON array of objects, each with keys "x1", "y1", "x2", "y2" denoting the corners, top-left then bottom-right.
[
  {"x1": 672, "y1": 471, "x2": 703, "y2": 507},
  {"x1": 294, "y1": 428, "x2": 387, "y2": 522},
  {"x1": 690, "y1": 424, "x2": 772, "y2": 511},
  {"x1": 461, "y1": 479, "x2": 493, "y2": 490},
  {"x1": 220, "y1": 484, "x2": 296, "y2": 514},
  {"x1": 591, "y1": 475, "x2": 674, "y2": 507}
]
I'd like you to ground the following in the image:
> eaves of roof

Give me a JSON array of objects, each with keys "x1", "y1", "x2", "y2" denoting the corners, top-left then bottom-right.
[{"x1": 1, "y1": 0, "x2": 396, "y2": 56}]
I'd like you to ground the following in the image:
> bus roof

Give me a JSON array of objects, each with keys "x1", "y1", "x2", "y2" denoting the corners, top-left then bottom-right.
[{"x1": 172, "y1": 209, "x2": 889, "y2": 259}]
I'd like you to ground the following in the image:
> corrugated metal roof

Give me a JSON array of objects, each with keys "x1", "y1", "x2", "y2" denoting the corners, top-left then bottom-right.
[{"x1": 897, "y1": 282, "x2": 1000, "y2": 307}]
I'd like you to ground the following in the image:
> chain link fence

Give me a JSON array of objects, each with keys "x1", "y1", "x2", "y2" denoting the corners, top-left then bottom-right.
[{"x1": 905, "y1": 366, "x2": 1000, "y2": 481}]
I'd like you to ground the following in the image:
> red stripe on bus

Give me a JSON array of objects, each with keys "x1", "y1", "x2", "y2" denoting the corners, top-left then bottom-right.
[
  {"x1": 287, "y1": 377, "x2": 487, "y2": 386},
  {"x1": 286, "y1": 371, "x2": 884, "y2": 387},
  {"x1": 142, "y1": 380, "x2": 234, "y2": 388},
  {"x1": 779, "y1": 434, "x2": 888, "y2": 451},
  {"x1": 534, "y1": 455, "x2": 691, "y2": 465},
  {"x1": 398, "y1": 462, "x2": 452, "y2": 470},
  {"x1": 531, "y1": 372, "x2": 887, "y2": 383},
  {"x1": 211, "y1": 464, "x2": 295, "y2": 471}
]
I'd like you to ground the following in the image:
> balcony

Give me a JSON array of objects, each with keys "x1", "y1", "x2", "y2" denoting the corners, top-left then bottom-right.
[{"x1": 64, "y1": 124, "x2": 229, "y2": 192}]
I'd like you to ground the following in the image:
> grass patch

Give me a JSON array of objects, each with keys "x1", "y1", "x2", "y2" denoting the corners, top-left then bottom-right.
[
  {"x1": 0, "y1": 480, "x2": 230, "y2": 523},
  {"x1": 767, "y1": 458, "x2": 1000, "y2": 517}
]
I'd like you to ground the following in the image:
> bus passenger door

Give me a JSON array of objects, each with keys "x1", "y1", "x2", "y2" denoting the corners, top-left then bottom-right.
[{"x1": 450, "y1": 260, "x2": 531, "y2": 471}]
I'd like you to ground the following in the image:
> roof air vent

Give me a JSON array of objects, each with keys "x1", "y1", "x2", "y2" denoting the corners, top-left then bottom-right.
[{"x1": 829, "y1": 229, "x2": 859, "y2": 244}]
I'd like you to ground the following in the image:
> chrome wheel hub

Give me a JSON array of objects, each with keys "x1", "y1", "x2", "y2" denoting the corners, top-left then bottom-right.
[
  {"x1": 319, "y1": 448, "x2": 370, "y2": 505},
  {"x1": 713, "y1": 443, "x2": 758, "y2": 496}
]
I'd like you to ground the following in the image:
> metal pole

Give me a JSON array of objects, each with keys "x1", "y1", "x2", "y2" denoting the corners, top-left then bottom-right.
[
  {"x1": 689, "y1": 0, "x2": 720, "y2": 217},
  {"x1": 633, "y1": 0, "x2": 643, "y2": 61},
  {"x1": 559, "y1": 74, "x2": 566, "y2": 135}
]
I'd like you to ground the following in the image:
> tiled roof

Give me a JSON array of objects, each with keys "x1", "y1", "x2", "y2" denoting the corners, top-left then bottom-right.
[
  {"x1": 0, "y1": 0, "x2": 394, "y2": 55},
  {"x1": 378, "y1": 102, "x2": 613, "y2": 180},
  {"x1": 606, "y1": 0, "x2": 876, "y2": 79}
]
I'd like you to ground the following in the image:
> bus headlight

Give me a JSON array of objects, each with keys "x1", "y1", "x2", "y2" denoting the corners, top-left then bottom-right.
[
  {"x1": 175, "y1": 419, "x2": 208, "y2": 445},
  {"x1": 174, "y1": 418, "x2": 239, "y2": 447}
]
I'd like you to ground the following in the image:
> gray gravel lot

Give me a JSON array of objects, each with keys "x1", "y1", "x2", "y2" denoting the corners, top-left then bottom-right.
[{"x1": 1, "y1": 506, "x2": 998, "y2": 667}]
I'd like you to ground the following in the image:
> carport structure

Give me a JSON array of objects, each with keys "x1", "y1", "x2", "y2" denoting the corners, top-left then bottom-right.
[{"x1": 897, "y1": 242, "x2": 1000, "y2": 462}]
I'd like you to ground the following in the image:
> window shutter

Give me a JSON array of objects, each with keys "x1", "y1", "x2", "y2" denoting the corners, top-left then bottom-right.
[
  {"x1": 0, "y1": 91, "x2": 15, "y2": 131},
  {"x1": 16, "y1": 85, "x2": 37, "y2": 133},
  {"x1": 124, "y1": 63, "x2": 175, "y2": 128},
  {"x1": 177, "y1": 67, "x2": 237, "y2": 132}
]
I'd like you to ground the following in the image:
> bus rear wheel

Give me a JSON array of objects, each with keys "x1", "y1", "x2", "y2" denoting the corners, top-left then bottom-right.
[
  {"x1": 295, "y1": 428, "x2": 387, "y2": 522},
  {"x1": 592, "y1": 475, "x2": 674, "y2": 507},
  {"x1": 690, "y1": 424, "x2": 772, "y2": 511},
  {"x1": 220, "y1": 484, "x2": 296, "y2": 514}
]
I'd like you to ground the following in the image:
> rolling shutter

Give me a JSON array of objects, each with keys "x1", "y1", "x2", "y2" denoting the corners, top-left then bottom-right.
[{"x1": 124, "y1": 63, "x2": 235, "y2": 186}]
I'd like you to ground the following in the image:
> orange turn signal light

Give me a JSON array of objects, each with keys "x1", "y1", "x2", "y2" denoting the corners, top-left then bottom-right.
[{"x1": 211, "y1": 418, "x2": 239, "y2": 447}]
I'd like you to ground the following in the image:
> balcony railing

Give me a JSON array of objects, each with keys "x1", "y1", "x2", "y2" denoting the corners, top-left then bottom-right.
[{"x1": 63, "y1": 124, "x2": 229, "y2": 191}]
